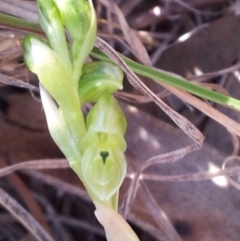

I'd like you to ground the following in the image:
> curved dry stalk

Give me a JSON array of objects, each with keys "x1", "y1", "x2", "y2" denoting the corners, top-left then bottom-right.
[
  {"x1": 0, "y1": 187, "x2": 54, "y2": 241},
  {"x1": 134, "y1": 166, "x2": 240, "y2": 182},
  {"x1": 0, "y1": 73, "x2": 39, "y2": 91},
  {"x1": 189, "y1": 61, "x2": 240, "y2": 82},
  {"x1": 138, "y1": 182, "x2": 182, "y2": 241},
  {"x1": 99, "y1": 0, "x2": 152, "y2": 66},
  {"x1": 23, "y1": 170, "x2": 91, "y2": 202},
  {"x1": 0, "y1": 159, "x2": 68, "y2": 178}
]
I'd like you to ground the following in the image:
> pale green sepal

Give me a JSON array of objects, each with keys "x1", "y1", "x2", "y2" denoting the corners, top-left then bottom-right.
[
  {"x1": 94, "y1": 202, "x2": 140, "y2": 241},
  {"x1": 81, "y1": 145, "x2": 126, "y2": 201},
  {"x1": 23, "y1": 35, "x2": 86, "y2": 144},
  {"x1": 40, "y1": 85, "x2": 98, "y2": 202},
  {"x1": 40, "y1": 85, "x2": 81, "y2": 165},
  {"x1": 72, "y1": 0, "x2": 97, "y2": 85},
  {"x1": 23, "y1": 35, "x2": 74, "y2": 107},
  {"x1": 52, "y1": 0, "x2": 91, "y2": 42},
  {"x1": 78, "y1": 61, "x2": 123, "y2": 105},
  {"x1": 37, "y1": 0, "x2": 72, "y2": 74},
  {"x1": 87, "y1": 94, "x2": 127, "y2": 136}
]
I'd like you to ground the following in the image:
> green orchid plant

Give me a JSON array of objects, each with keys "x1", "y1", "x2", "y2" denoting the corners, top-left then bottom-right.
[{"x1": 22, "y1": 0, "x2": 139, "y2": 240}]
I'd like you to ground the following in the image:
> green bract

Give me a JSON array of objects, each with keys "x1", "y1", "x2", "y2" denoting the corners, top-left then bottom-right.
[
  {"x1": 79, "y1": 61, "x2": 124, "y2": 104},
  {"x1": 40, "y1": 85, "x2": 82, "y2": 165},
  {"x1": 23, "y1": 35, "x2": 86, "y2": 149}
]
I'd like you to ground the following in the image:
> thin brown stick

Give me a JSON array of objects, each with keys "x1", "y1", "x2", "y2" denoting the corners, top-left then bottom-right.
[
  {"x1": 139, "y1": 182, "x2": 182, "y2": 241},
  {"x1": 0, "y1": 159, "x2": 68, "y2": 178},
  {"x1": 189, "y1": 62, "x2": 240, "y2": 82},
  {"x1": 22, "y1": 170, "x2": 90, "y2": 202},
  {"x1": 132, "y1": 166, "x2": 240, "y2": 182}
]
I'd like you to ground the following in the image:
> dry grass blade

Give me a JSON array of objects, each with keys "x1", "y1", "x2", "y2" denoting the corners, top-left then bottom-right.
[
  {"x1": 0, "y1": 187, "x2": 54, "y2": 241},
  {"x1": 2, "y1": 0, "x2": 37, "y2": 12},
  {"x1": 116, "y1": 90, "x2": 170, "y2": 103},
  {"x1": 95, "y1": 37, "x2": 204, "y2": 147},
  {"x1": 120, "y1": 0, "x2": 143, "y2": 17},
  {"x1": 1, "y1": 0, "x2": 38, "y2": 22},
  {"x1": 139, "y1": 183, "x2": 182, "y2": 241},
  {"x1": 0, "y1": 73, "x2": 39, "y2": 91},
  {"x1": 138, "y1": 166, "x2": 240, "y2": 182},
  {"x1": 23, "y1": 170, "x2": 90, "y2": 202},
  {"x1": 222, "y1": 156, "x2": 240, "y2": 190},
  {"x1": 99, "y1": 0, "x2": 152, "y2": 66},
  {"x1": 0, "y1": 159, "x2": 68, "y2": 178},
  {"x1": 166, "y1": 85, "x2": 240, "y2": 136}
]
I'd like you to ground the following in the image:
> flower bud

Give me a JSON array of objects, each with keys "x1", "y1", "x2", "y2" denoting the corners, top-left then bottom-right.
[
  {"x1": 53, "y1": 0, "x2": 92, "y2": 42},
  {"x1": 81, "y1": 145, "x2": 126, "y2": 201},
  {"x1": 78, "y1": 61, "x2": 124, "y2": 104},
  {"x1": 37, "y1": 0, "x2": 72, "y2": 74},
  {"x1": 53, "y1": 0, "x2": 96, "y2": 79},
  {"x1": 86, "y1": 94, "x2": 127, "y2": 137}
]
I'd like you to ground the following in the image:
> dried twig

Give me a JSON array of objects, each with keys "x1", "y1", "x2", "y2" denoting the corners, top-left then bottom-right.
[{"x1": 0, "y1": 159, "x2": 68, "y2": 178}]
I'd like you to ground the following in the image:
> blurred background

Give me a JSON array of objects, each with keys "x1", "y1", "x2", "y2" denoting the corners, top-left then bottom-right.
[{"x1": 1, "y1": 0, "x2": 240, "y2": 240}]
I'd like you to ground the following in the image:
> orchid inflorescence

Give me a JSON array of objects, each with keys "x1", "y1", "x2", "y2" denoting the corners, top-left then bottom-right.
[{"x1": 23, "y1": 0, "x2": 139, "y2": 240}]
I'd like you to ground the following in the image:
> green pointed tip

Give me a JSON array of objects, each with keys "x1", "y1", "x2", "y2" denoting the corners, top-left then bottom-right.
[
  {"x1": 22, "y1": 35, "x2": 48, "y2": 72},
  {"x1": 37, "y1": 0, "x2": 61, "y2": 34},
  {"x1": 53, "y1": 0, "x2": 93, "y2": 41}
]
